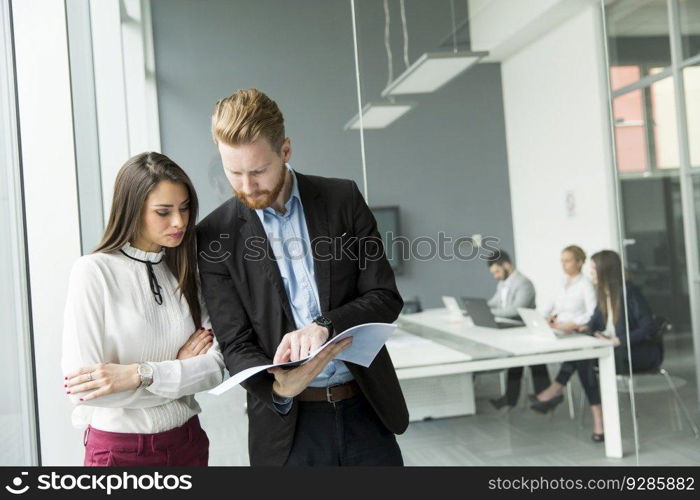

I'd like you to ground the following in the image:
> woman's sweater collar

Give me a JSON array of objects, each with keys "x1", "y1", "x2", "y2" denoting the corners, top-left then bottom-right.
[{"x1": 121, "y1": 241, "x2": 165, "y2": 263}]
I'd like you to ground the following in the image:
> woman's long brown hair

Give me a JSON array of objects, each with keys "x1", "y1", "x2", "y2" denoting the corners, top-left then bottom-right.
[
  {"x1": 93, "y1": 152, "x2": 202, "y2": 328},
  {"x1": 591, "y1": 250, "x2": 623, "y2": 325}
]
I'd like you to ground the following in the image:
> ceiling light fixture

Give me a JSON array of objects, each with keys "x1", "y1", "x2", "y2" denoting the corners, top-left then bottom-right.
[
  {"x1": 382, "y1": 0, "x2": 488, "y2": 96},
  {"x1": 344, "y1": 102, "x2": 414, "y2": 130},
  {"x1": 345, "y1": 0, "x2": 414, "y2": 130},
  {"x1": 381, "y1": 50, "x2": 488, "y2": 96}
]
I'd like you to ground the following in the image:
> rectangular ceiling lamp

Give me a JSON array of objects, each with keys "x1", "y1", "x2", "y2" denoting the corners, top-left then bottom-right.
[
  {"x1": 381, "y1": 50, "x2": 489, "y2": 96},
  {"x1": 344, "y1": 102, "x2": 414, "y2": 130}
]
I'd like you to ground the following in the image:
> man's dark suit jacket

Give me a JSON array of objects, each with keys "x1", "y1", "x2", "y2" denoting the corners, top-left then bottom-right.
[{"x1": 196, "y1": 171, "x2": 409, "y2": 465}]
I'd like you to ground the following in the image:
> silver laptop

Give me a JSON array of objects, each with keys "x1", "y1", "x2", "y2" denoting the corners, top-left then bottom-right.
[
  {"x1": 517, "y1": 308, "x2": 574, "y2": 339},
  {"x1": 442, "y1": 296, "x2": 466, "y2": 316}
]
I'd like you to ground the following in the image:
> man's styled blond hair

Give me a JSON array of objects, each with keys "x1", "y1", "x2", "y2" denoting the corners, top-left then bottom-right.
[{"x1": 211, "y1": 88, "x2": 285, "y2": 152}]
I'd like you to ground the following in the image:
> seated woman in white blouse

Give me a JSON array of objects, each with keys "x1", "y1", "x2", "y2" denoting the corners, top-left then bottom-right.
[
  {"x1": 541, "y1": 245, "x2": 596, "y2": 333},
  {"x1": 529, "y1": 245, "x2": 595, "y2": 410},
  {"x1": 62, "y1": 152, "x2": 224, "y2": 466}
]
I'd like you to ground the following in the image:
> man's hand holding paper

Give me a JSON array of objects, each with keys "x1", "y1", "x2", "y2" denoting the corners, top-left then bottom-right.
[
  {"x1": 268, "y1": 337, "x2": 353, "y2": 398},
  {"x1": 273, "y1": 322, "x2": 330, "y2": 364},
  {"x1": 208, "y1": 323, "x2": 397, "y2": 396}
]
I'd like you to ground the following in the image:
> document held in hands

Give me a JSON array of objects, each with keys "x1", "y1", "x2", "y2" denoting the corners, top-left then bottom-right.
[{"x1": 208, "y1": 322, "x2": 397, "y2": 396}]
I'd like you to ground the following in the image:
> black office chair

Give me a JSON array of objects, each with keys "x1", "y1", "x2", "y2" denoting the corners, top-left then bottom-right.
[
  {"x1": 617, "y1": 316, "x2": 698, "y2": 438},
  {"x1": 401, "y1": 296, "x2": 423, "y2": 315},
  {"x1": 579, "y1": 316, "x2": 699, "y2": 438}
]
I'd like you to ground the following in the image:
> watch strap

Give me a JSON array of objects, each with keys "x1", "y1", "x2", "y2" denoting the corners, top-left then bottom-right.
[{"x1": 313, "y1": 315, "x2": 334, "y2": 336}]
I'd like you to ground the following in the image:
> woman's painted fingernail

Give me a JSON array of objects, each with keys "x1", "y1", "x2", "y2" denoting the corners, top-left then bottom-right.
[
  {"x1": 79, "y1": 398, "x2": 84, "y2": 401},
  {"x1": 63, "y1": 384, "x2": 67, "y2": 388},
  {"x1": 67, "y1": 391, "x2": 71, "y2": 394}
]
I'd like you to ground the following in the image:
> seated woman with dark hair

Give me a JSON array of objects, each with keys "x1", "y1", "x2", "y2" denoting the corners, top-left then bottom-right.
[{"x1": 530, "y1": 250, "x2": 661, "y2": 442}]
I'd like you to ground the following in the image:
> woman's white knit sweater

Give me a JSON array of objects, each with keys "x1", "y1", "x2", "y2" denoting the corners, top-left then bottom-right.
[{"x1": 61, "y1": 242, "x2": 224, "y2": 433}]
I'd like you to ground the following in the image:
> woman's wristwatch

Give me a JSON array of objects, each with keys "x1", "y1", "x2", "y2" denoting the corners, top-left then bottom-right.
[{"x1": 137, "y1": 363, "x2": 154, "y2": 388}]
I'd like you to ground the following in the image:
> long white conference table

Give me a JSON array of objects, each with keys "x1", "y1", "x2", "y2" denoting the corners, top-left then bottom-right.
[{"x1": 386, "y1": 308, "x2": 623, "y2": 458}]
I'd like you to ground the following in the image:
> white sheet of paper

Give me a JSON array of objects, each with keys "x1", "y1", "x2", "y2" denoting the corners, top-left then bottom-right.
[{"x1": 208, "y1": 322, "x2": 397, "y2": 396}]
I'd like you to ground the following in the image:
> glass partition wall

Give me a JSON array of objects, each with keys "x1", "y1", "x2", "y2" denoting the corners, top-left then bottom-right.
[
  {"x1": 603, "y1": 0, "x2": 700, "y2": 464},
  {"x1": 350, "y1": 0, "x2": 640, "y2": 464}
]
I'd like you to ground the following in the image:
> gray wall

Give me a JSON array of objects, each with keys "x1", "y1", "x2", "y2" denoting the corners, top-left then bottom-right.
[
  {"x1": 151, "y1": 0, "x2": 514, "y2": 309},
  {"x1": 152, "y1": 0, "x2": 364, "y2": 217}
]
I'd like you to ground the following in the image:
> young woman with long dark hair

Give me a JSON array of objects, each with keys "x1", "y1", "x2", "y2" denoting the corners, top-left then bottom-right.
[{"x1": 61, "y1": 152, "x2": 224, "y2": 466}]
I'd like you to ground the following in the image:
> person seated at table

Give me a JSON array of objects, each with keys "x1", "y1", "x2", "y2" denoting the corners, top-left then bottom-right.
[
  {"x1": 531, "y1": 250, "x2": 661, "y2": 442},
  {"x1": 540, "y1": 245, "x2": 596, "y2": 333},
  {"x1": 485, "y1": 250, "x2": 551, "y2": 410}
]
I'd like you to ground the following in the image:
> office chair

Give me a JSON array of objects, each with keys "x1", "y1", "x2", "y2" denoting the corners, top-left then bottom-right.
[
  {"x1": 401, "y1": 296, "x2": 423, "y2": 315},
  {"x1": 578, "y1": 317, "x2": 699, "y2": 438}
]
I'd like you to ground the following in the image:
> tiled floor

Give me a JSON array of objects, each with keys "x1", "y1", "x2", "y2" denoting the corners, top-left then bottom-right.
[
  {"x1": 189, "y1": 334, "x2": 700, "y2": 466},
  {"x1": 3, "y1": 338, "x2": 695, "y2": 466}
]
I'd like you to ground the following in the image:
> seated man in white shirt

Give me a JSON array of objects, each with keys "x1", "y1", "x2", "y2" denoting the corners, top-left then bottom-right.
[{"x1": 485, "y1": 250, "x2": 550, "y2": 410}]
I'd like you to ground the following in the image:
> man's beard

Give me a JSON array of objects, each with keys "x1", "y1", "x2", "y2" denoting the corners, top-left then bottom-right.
[{"x1": 234, "y1": 165, "x2": 287, "y2": 209}]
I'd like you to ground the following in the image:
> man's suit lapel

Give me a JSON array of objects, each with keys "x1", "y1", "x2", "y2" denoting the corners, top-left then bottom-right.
[
  {"x1": 237, "y1": 204, "x2": 296, "y2": 327},
  {"x1": 296, "y1": 172, "x2": 331, "y2": 314}
]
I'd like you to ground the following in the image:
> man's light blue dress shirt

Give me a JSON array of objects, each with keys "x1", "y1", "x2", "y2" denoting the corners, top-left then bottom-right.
[{"x1": 254, "y1": 165, "x2": 354, "y2": 412}]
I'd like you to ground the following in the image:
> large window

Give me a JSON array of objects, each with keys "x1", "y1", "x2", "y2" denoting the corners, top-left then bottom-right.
[{"x1": 0, "y1": 0, "x2": 39, "y2": 466}]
